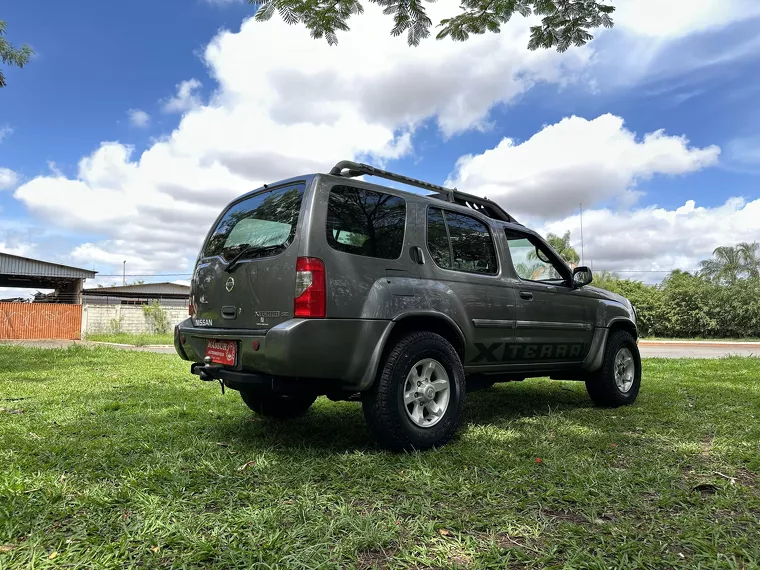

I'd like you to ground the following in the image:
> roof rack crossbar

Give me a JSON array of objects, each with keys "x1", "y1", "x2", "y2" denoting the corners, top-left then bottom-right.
[
  {"x1": 329, "y1": 160, "x2": 455, "y2": 198},
  {"x1": 328, "y1": 160, "x2": 520, "y2": 225}
]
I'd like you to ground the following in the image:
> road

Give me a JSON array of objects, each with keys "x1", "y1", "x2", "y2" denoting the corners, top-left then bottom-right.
[
  {"x1": 2, "y1": 339, "x2": 759, "y2": 359},
  {"x1": 638, "y1": 340, "x2": 760, "y2": 359}
]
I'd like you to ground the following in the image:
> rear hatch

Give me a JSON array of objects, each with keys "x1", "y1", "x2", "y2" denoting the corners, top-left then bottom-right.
[{"x1": 191, "y1": 181, "x2": 308, "y2": 331}]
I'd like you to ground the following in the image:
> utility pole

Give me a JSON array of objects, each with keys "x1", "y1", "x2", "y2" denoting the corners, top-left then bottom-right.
[
  {"x1": 579, "y1": 203, "x2": 585, "y2": 266},
  {"x1": 123, "y1": 261, "x2": 126, "y2": 286}
]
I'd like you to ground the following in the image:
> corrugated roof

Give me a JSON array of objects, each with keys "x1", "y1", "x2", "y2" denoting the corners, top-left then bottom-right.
[
  {"x1": 83, "y1": 282, "x2": 190, "y2": 295},
  {"x1": 0, "y1": 252, "x2": 98, "y2": 280}
]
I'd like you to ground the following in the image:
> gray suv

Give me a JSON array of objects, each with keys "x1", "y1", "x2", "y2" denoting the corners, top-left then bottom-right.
[{"x1": 174, "y1": 160, "x2": 641, "y2": 451}]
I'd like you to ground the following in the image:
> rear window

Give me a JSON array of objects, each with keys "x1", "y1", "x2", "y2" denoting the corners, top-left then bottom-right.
[
  {"x1": 325, "y1": 185, "x2": 406, "y2": 260},
  {"x1": 203, "y1": 184, "x2": 305, "y2": 259}
]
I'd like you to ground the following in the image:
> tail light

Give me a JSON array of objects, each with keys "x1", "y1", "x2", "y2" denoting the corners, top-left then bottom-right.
[
  {"x1": 189, "y1": 294, "x2": 195, "y2": 316},
  {"x1": 294, "y1": 257, "x2": 325, "y2": 318}
]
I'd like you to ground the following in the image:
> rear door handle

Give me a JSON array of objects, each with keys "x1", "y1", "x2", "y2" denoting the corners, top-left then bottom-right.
[
  {"x1": 519, "y1": 291, "x2": 533, "y2": 300},
  {"x1": 412, "y1": 246, "x2": 425, "y2": 265},
  {"x1": 221, "y1": 306, "x2": 237, "y2": 319}
]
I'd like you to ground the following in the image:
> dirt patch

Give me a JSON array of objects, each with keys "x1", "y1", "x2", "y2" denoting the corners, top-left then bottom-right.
[
  {"x1": 355, "y1": 548, "x2": 396, "y2": 570},
  {"x1": 700, "y1": 435, "x2": 713, "y2": 458},
  {"x1": 541, "y1": 509, "x2": 586, "y2": 524},
  {"x1": 735, "y1": 468, "x2": 757, "y2": 488}
]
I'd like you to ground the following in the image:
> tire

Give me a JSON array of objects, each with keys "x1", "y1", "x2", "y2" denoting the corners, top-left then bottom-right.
[
  {"x1": 585, "y1": 330, "x2": 642, "y2": 407},
  {"x1": 240, "y1": 389, "x2": 317, "y2": 419},
  {"x1": 362, "y1": 331, "x2": 465, "y2": 452}
]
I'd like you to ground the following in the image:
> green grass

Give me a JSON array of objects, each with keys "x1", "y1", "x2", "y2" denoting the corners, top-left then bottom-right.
[
  {"x1": 85, "y1": 332, "x2": 174, "y2": 346},
  {"x1": 1, "y1": 347, "x2": 759, "y2": 569}
]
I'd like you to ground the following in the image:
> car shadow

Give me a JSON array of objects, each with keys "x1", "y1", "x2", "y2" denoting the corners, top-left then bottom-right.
[{"x1": 204, "y1": 381, "x2": 594, "y2": 453}]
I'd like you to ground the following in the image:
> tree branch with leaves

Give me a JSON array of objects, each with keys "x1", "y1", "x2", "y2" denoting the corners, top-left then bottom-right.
[
  {"x1": 0, "y1": 20, "x2": 33, "y2": 88},
  {"x1": 247, "y1": 0, "x2": 614, "y2": 49}
]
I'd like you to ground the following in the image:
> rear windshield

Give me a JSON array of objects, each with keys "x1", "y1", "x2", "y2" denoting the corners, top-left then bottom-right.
[{"x1": 203, "y1": 184, "x2": 305, "y2": 260}]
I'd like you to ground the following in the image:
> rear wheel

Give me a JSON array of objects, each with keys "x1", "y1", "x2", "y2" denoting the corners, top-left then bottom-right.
[
  {"x1": 240, "y1": 389, "x2": 317, "y2": 419},
  {"x1": 362, "y1": 331, "x2": 465, "y2": 451},
  {"x1": 585, "y1": 330, "x2": 641, "y2": 407}
]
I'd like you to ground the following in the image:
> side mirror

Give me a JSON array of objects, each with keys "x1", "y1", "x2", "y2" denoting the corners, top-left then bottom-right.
[{"x1": 572, "y1": 266, "x2": 593, "y2": 288}]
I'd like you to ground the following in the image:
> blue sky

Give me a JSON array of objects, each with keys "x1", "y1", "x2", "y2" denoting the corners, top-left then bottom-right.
[{"x1": 1, "y1": 0, "x2": 760, "y2": 293}]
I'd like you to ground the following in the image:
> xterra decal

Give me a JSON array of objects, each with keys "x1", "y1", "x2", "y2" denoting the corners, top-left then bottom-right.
[{"x1": 470, "y1": 342, "x2": 585, "y2": 363}]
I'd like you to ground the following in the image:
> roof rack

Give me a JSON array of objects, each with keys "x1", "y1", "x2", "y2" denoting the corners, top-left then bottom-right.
[{"x1": 328, "y1": 160, "x2": 520, "y2": 224}]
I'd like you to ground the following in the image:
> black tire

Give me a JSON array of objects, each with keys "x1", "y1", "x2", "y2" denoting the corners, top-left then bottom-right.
[
  {"x1": 585, "y1": 330, "x2": 642, "y2": 407},
  {"x1": 240, "y1": 389, "x2": 317, "y2": 419},
  {"x1": 362, "y1": 331, "x2": 465, "y2": 452}
]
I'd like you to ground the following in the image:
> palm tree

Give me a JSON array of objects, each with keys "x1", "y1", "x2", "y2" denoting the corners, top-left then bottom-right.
[
  {"x1": 530, "y1": 231, "x2": 580, "y2": 267},
  {"x1": 699, "y1": 246, "x2": 743, "y2": 284},
  {"x1": 737, "y1": 242, "x2": 760, "y2": 279}
]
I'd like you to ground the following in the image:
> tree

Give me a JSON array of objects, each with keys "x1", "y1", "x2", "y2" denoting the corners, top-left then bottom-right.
[
  {"x1": 248, "y1": 0, "x2": 614, "y2": 50},
  {"x1": 737, "y1": 241, "x2": 760, "y2": 279},
  {"x1": 545, "y1": 230, "x2": 580, "y2": 266},
  {"x1": 0, "y1": 20, "x2": 33, "y2": 88},
  {"x1": 698, "y1": 243, "x2": 760, "y2": 285}
]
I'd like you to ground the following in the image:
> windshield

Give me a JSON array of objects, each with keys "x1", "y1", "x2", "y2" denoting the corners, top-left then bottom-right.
[{"x1": 203, "y1": 184, "x2": 305, "y2": 260}]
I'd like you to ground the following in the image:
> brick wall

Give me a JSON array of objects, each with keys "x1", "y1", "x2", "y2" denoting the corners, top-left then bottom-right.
[{"x1": 81, "y1": 304, "x2": 187, "y2": 335}]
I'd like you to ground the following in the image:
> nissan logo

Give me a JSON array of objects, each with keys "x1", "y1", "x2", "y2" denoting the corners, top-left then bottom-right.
[{"x1": 225, "y1": 277, "x2": 235, "y2": 292}]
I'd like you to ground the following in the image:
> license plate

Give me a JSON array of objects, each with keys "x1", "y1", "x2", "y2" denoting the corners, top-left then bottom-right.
[{"x1": 206, "y1": 339, "x2": 237, "y2": 366}]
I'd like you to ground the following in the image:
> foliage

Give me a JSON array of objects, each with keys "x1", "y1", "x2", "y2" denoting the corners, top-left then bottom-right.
[
  {"x1": 699, "y1": 242, "x2": 760, "y2": 284},
  {"x1": 597, "y1": 270, "x2": 760, "y2": 339},
  {"x1": 108, "y1": 315, "x2": 124, "y2": 335},
  {"x1": 247, "y1": 0, "x2": 614, "y2": 50},
  {"x1": 544, "y1": 230, "x2": 580, "y2": 265},
  {"x1": 142, "y1": 300, "x2": 171, "y2": 334},
  {"x1": 1, "y1": 345, "x2": 759, "y2": 568},
  {"x1": 0, "y1": 20, "x2": 33, "y2": 88}
]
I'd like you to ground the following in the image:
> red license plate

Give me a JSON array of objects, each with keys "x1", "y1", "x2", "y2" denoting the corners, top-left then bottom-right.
[{"x1": 206, "y1": 339, "x2": 237, "y2": 366}]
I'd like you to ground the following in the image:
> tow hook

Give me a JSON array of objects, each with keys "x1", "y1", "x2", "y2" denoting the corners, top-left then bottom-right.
[{"x1": 191, "y1": 357, "x2": 226, "y2": 394}]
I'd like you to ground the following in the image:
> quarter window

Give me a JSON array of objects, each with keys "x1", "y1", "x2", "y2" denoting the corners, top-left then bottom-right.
[
  {"x1": 426, "y1": 207, "x2": 498, "y2": 275},
  {"x1": 326, "y1": 186, "x2": 406, "y2": 260}
]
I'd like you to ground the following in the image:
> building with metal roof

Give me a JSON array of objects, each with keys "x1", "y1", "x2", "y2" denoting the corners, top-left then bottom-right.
[
  {"x1": 0, "y1": 252, "x2": 97, "y2": 304},
  {"x1": 82, "y1": 282, "x2": 190, "y2": 307}
]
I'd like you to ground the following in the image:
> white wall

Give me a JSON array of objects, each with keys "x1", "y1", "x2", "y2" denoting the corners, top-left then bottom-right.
[{"x1": 82, "y1": 304, "x2": 187, "y2": 336}]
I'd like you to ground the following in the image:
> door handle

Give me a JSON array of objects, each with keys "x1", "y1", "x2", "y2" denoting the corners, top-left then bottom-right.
[
  {"x1": 412, "y1": 246, "x2": 425, "y2": 265},
  {"x1": 519, "y1": 291, "x2": 533, "y2": 300}
]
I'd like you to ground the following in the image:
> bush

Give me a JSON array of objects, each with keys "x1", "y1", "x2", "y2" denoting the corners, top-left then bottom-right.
[
  {"x1": 596, "y1": 273, "x2": 760, "y2": 338},
  {"x1": 142, "y1": 301, "x2": 170, "y2": 334}
]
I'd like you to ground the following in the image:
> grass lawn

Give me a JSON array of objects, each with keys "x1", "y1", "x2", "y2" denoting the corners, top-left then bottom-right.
[
  {"x1": 0, "y1": 347, "x2": 758, "y2": 569},
  {"x1": 85, "y1": 332, "x2": 174, "y2": 346}
]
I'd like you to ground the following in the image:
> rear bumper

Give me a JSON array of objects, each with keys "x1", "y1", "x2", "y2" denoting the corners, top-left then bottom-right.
[{"x1": 174, "y1": 317, "x2": 394, "y2": 390}]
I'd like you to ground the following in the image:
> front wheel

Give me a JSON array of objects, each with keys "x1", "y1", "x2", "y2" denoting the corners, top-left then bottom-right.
[
  {"x1": 240, "y1": 389, "x2": 317, "y2": 419},
  {"x1": 362, "y1": 331, "x2": 465, "y2": 451},
  {"x1": 585, "y1": 330, "x2": 642, "y2": 407}
]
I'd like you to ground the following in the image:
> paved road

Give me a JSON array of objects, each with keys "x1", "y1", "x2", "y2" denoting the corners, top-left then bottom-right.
[
  {"x1": 2, "y1": 339, "x2": 759, "y2": 359},
  {"x1": 638, "y1": 340, "x2": 760, "y2": 359}
]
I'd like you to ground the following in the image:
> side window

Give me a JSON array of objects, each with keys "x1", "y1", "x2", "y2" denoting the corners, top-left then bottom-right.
[
  {"x1": 505, "y1": 230, "x2": 567, "y2": 283},
  {"x1": 426, "y1": 207, "x2": 498, "y2": 275},
  {"x1": 326, "y1": 185, "x2": 406, "y2": 260}
]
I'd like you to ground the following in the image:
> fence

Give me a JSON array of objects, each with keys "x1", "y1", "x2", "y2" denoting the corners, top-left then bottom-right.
[
  {"x1": 81, "y1": 303, "x2": 188, "y2": 336},
  {"x1": 0, "y1": 302, "x2": 84, "y2": 340}
]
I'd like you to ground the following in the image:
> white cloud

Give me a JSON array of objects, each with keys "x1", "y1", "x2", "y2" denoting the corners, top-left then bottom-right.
[
  {"x1": 541, "y1": 197, "x2": 760, "y2": 281},
  {"x1": 0, "y1": 168, "x2": 19, "y2": 190},
  {"x1": 13, "y1": 2, "x2": 591, "y2": 275},
  {"x1": 447, "y1": 114, "x2": 720, "y2": 219},
  {"x1": 0, "y1": 125, "x2": 12, "y2": 143},
  {"x1": 127, "y1": 108, "x2": 151, "y2": 128},
  {"x1": 613, "y1": 0, "x2": 759, "y2": 39},
  {"x1": 0, "y1": 240, "x2": 35, "y2": 257},
  {"x1": 161, "y1": 79, "x2": 203, "y2": 114}
]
